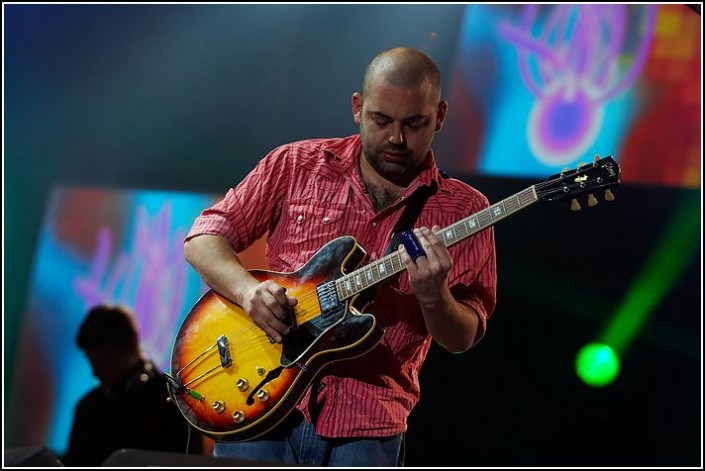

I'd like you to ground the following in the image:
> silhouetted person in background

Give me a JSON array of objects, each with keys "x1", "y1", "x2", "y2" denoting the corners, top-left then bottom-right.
[{"x1": 63, "y1": 304, "x2": 202, "y2": 466}]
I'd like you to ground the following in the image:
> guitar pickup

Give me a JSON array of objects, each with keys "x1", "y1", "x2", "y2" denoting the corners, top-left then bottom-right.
[
  {"x1": 316, "y1": 281, "x2": 341, "y2": 317},
  {"x1": 217, "y1": 335, "x2": 232, "y2": 368}
]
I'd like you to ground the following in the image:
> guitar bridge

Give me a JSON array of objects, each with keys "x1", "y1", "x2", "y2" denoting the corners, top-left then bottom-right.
[{"x1": 217, "y1": 335, "x2": 232, "y2": 368}]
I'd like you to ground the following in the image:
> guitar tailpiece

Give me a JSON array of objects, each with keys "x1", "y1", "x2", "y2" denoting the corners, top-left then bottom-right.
[{"x1": 163, "y1": 372, "x2": 184, "y2": 391}]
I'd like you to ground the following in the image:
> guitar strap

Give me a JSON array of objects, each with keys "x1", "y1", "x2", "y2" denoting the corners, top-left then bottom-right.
[
  {"x1": 309, "y1": 176, "x2": 443, "y2": 426},
  {"x1": 384, "y1": 177, "x2": 440, "y2": 256}
]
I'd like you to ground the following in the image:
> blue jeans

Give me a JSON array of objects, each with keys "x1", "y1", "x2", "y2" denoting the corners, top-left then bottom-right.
[{"x1": 213, "y1": 414, "x2": 404, "y2": 467}]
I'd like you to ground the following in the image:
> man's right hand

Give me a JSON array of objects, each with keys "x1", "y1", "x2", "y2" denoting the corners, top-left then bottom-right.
[{"x1": 240, "y1": 280, "x2": 298, "y2": 343}]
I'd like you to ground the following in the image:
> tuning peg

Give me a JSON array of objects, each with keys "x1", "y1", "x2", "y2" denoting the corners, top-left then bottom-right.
[
  {"x1": 605, "y1": 189, "x2": 615, "y2": 201},
  {"x1": 571, "y1": 198, "x2": 581, "y2": 211},
  {"x1": 594, "y1": 154, "x2": 601, "y2": 163},
  {"x1": 577, "y1": 162, "x2": 587, "y2": 169},
  {"x1": 561, "y1": 167, "x2": 570, "y2": 175},
  {"x1": 587, "y1": 194, "x2": 598, "y2": 206}
]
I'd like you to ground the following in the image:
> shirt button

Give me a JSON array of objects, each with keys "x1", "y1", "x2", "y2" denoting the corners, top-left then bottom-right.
[
  {"x1": 371, "y1": 222, "x2": 377, "y2": 227},
  {"x1": 296, "y1": 215, "x2": 304, "y2": 224},
  {"x1": 322, "y1": 216, "x2": 330, "y2": 224}
]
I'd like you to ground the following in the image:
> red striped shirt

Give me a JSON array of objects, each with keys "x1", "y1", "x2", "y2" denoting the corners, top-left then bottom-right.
[{"x1": 186, "y1": 134, "x2": 496, "y2": 437}]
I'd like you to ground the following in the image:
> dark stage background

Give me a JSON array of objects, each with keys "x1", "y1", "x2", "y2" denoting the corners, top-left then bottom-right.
[
  {"x1": 4, "y1": 4, "x2": 701, "y2": 467},
  {"x1": 405, "y1": 177, "x2": 700, "y2": 467}
]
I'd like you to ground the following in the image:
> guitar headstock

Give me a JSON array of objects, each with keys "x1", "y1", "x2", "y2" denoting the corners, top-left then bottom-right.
[{"x1": 536, "y1": 155, "x2": 621, "y2": 210}]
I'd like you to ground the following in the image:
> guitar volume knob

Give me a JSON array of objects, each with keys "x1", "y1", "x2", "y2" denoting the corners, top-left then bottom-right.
[
  {"x1": 232, "y1": 411, "x2": 246, "y2": 423},
  {"x1": 256, "y1": 389, "x2": 270, "y2": 402},
  {"x1": 236, "y1": 378, "x2": 250, "y2": 392},
  {"x1": 212, "y1": 400, "x2": 226, "y2": 414}
]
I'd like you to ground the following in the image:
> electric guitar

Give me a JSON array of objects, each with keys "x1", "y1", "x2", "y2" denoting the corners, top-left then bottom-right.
[{"x1": 167, "y1": 155, "x2": 620, "y2": 441}]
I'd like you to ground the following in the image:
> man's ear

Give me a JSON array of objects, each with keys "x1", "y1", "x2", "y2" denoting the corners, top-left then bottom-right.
[
  {"x1": 435, "y1": 100, "x2": 449, "y2": 133},
  {"x1": 352, "y1": 92, "x2": 363, "y2": 125}
]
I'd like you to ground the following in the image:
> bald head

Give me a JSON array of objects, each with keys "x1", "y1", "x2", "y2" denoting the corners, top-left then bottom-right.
[{"x1": 361, "y1": 47, "x2": 442, "y2": 101}]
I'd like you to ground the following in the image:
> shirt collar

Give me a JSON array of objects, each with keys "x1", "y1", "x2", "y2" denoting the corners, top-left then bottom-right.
[{"x1": 323, "y1": 134, "x2": 445, "y2": 195}]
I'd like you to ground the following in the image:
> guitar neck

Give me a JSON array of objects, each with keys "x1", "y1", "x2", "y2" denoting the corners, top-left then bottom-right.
[{"x1": 335, "y1": 185, "x2": 539, "y2": 300}]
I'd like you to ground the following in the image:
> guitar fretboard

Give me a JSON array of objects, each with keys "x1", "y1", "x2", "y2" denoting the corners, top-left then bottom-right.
[{"x1": 335, "y1": 186, "x2": 539, "y2": 300}]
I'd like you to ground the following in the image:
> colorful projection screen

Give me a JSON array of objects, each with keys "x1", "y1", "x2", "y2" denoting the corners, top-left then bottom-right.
[
  {"x1": 7, "y1": 187, "x2": 261, "y2": 455},
  {"x1": 439, "y1": 4, "x2": 700, "y2": 188}
]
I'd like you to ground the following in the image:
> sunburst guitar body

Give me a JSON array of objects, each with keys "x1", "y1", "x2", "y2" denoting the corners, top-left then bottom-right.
[{"x1": 168, "y1": 236, "x2": 383, "y2": 441}]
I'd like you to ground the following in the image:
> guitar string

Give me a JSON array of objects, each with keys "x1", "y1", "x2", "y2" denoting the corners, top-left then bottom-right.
[
  {"x1": 180, "y1": 180, "x2": 600, "y2": 364},
  {"x1": 178, "y1": 175, "x2": 611, "y2": 385},
  {"x1": 224, "y1": 178, "x2": 603, "y2": 318},
  {"x1": 179, "y1": 295, "x2": 320, "y2": 378}
]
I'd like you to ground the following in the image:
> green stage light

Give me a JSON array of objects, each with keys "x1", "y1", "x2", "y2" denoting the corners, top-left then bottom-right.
[
  {"x1": 601, "y1": 192, "x2": 700, "y2": 355},
  {"x1": 575, "y1": 343, "x2": 620, "y2": 387},
  {"x1": 578, "y1": 192, "x2": 699, "y2": 388}
]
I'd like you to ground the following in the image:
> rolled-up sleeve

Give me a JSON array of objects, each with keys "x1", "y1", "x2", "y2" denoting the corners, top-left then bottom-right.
[{"x1": 185, "y1": 145, "x2": 292, "y2": 252}]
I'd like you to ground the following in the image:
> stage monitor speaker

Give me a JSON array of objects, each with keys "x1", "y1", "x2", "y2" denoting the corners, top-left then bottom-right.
[
  {"x1": 4, "y1": 446, "x2": 64, "y2": 467},
  {"x1": 101, "y1": 449, "x2": 288, "y2": 467}
]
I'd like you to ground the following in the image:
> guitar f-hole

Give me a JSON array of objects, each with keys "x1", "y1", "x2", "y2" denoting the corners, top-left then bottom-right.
[{"x1": 246, "y1": 365, "x2": 284, "y2": 406}]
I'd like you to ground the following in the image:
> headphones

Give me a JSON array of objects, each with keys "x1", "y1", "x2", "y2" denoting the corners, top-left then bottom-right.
[{"x1": 103, "y1": 361, "x2": 157, "y2": 398}]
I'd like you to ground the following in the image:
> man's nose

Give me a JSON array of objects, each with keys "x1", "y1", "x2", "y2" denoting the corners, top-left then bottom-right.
[{"x1": 388, "y1": 124, "x2": 405, "y2": 146}]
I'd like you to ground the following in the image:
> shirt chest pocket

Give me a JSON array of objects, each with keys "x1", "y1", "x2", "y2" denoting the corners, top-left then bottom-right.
[
  {"x1": 288, "y1": 203, "x2": 345, "y2": 227},
  {"x1": 285, "y1": 201, "x2": 347, "y2": 249}
]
